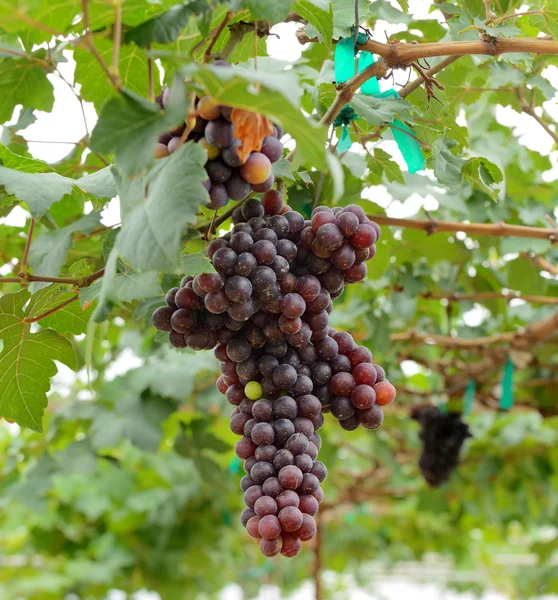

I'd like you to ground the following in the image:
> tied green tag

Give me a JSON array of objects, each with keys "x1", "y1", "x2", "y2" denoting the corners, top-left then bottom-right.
[
  {"x1": 464, "y1": 380, "x2": 476, "y2": 416},
  {"x1": 228, "y1": 456, "x2": 241, "y2": 474},
  {"x1": 333, "y1": 38, "x2": 425, "y2": 173},
  {"x1": 435, "y1": 395, "x2": 447, "y2": 414},
  {"x1": 500, "y1": 357, "x2": 515, "y2": 411}
]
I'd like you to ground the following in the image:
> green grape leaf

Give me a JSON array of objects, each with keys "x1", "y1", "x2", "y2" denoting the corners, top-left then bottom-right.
[
  {"x1": 367, "y1": 148, "x2": 405, "y2": 184},
  {"x1": 0, "y1": 290, "x2": 76, "y2": 431},
  {"x1": 431, "y1": 138, "x2": 465, "y2": 188},
  {"x1": 74, "y1": 39, "x2": 149, "y2": 107},
  {"x1": 229, "y1": 0, "x2": 294, "y2": 21},
  {"x1": 29, "y1": 213, "x2": 102, "y2": 277},
  {"x1": 0, "y1": 142, "x2": 52, "y2": 172},
  {"x1": 192, "y1": 64, "x2": 327, "y2": 168},
  {"x1": 90, "y1": 87, "x2": 187, "y2": 175},
  {"x1": 125, "y1": 0, "x2": 209, "y2": 47},
  {"x1": 26, "y1": 285, "x2": 93, "y2": 335},
  {"x1": 116, "y1": 141, "x2": 209, "y2": 271},
  {"x1": 0, "y1": 166, "x2": 116, "y2": 218},
  {"x1": 0, "y1": 59, "x2": 55, "y2": 122},
  {"x1": 351, "y1": 95, "x2": 414, "y2": 126},
  {"x1": 462, "y1": 157, "x2": 504, "y2": 199},
  {"x1": 528, "y1": 2, "x2": 558, "y2": 39},
  {"x1": 293, "y1": 0, "x2": 333, "y2": 49},
  {"x1": 182, "y1": 252, "x2": 214, "y2": 276}
]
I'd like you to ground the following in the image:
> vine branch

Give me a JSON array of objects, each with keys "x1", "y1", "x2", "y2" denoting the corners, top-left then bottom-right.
[
  {"x1": 0, "y1": 269, "x2": 105, "y2": 288},
  {"x1": 403, "y1": 289, "x2": 558, "y2": 306},
  {"x1": 369, "y1": 214, "x2": 558, "y2": 242}
]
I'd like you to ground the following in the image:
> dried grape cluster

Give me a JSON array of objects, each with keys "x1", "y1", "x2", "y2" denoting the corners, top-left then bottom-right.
[
  {"x1": 411, "y1": 406, "x2": 472, "y2": 487},
  {"x1": 151, "y1": 96, "x2": 396, "y2": 557}
]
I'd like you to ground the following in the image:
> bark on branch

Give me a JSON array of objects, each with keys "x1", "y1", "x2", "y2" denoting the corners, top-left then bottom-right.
[{"x1": 370, "y1": 214, "x2": 558, "y2": 242}]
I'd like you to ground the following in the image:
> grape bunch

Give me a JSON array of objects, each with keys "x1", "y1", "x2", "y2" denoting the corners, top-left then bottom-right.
[
  {"x1": 154, "y1": 72, "x2": 282, "y2": 211},
  {"x1": 151, "y1": 92, "x2": 396, "y2": 556},
  {"x1": 411, "y1": 406, "x2": 472, "y2": 487}
]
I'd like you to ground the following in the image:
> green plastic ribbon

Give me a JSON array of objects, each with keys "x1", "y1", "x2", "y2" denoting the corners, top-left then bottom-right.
[
  {"x1": 333, "y1": 35, "x2": 425, "y2": 173},
  {"x1": 500, "y1": 357, "x2": 515, "y2": 411},
  {"x1": 464, "y1": 379, "x2": 476, "y2": 416},
  {"x1": 435, "y1": 394, "x2": 447, "y2": 414},
  {"x1": 228, "y1": 456, "x2": 241, "y2": 474}
]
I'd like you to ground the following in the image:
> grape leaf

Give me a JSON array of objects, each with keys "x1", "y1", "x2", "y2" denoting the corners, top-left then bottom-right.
[
  {"x1": 0, "y1": 142, "x2": 52, "y2": 173},
  {"x1": 367, "y1": 148, "x2": 405, "y2": 184},
  {"x1": 351, "y1": 95, "x2": 414, "y2": 127},
  {"x1": 0, "y1": 166, "x2": 116, "y2": 218},
  {"x1": 74, "y1": 39, "x2": 150, "y2": 107},
  {"x1": 116, "y1": 141, "x2": 209, "y2": 271},
  {"x1": 29, "y1": 213, "x2": 103, "y2": 277},
  {"x1": 0, "y1": 290, "x2": 76, "y2": 431},
  {"x1": 229, "y1": 0, "x2": 294, "y2": 21},
  {"x1": 26, "y1": 285, "x2": 93, "y2": 335},
  {"x1": 125, "y1": 0, "x2": 209, "y2": 47},
  {"x1": 293, "y1": 0, "x2": 333, "y2": 49},
  {"x1": 529, "y1": 1, "x2": 558, "y2": 39},
  {"x1": 0, "y1": 59, "x2": 54, "y2": 124},
  {"x1": 182, "y1": 252, "x2": 214, "y2": 276},
  {"x1": 90, "y1": 87, "x2": 187, "y2": 175},
  {"x1": 431, "y1": 139, "x2": 465, "y2": 188}
]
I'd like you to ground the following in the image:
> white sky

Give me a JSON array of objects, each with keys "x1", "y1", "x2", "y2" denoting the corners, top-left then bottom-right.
[{"x1": 1, "y1": 3, "x2": 557, "y2": 599}]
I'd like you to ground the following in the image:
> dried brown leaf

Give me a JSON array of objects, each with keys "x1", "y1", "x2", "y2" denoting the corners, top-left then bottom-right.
[{"x1": 231, "y1": 108, "x2": 274, "y2": 162}]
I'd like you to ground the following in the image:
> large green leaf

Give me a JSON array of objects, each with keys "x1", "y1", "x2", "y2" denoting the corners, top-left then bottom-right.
[
  {"x1": 0, "y1": 142, "x2": 52, "y2": 173},
  {"x1": 293, "y1": 0, "x2": 333, "y2": 48},
  {"x1": 229, "y1": 0, "x2": 294, "y2": 21},
  {"x1": 0, "y1": 290, "x2": 76, "y2": 431},
  {"x1": 0, "y1": 59, "x2": 54, "y2": 123},
  {"x1": 0, "y1": 166, "x2": 116, "y2": 218},
  {"x1": 28, "y1": 213, "x2": 102, "y2": 277},
  {"x1": 74, "y1": 39, "x2": 150, "y2": 107},
  {"x1": 125, "y1": 0, "x2": 209, "y2": 47},
  {"x1": 26, "y1": 285, "x2": 93, "y2": 335},
  {"x1": 116, "y1": 141, "x2": 209, "y2": 271}
]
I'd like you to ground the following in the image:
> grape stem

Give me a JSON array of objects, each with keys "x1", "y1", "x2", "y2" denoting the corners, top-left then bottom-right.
[{"x1": 196, "y1": 194, "x2": 256, "y2": 234}]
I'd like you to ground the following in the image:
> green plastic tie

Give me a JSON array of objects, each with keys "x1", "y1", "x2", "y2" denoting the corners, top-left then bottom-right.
[
  {"x1": 464, "y1": 380, "x2": 476, "y2": 416},
  {"x1": 332, "y1": 37, "x2": 425, "y2": 172},
  {"x1": 228, "y1": 456, "x2": 241, "y2": 474},
  {"x1": 500, "y1": 357, "x2": 515, "y2": 411},
  {"x1": 436, "y1": 395, "x2": 447, "y2": 414}
]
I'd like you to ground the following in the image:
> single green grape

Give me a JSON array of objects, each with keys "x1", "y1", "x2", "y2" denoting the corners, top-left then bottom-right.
[{"x1": 245, "y1": 381, "x2": 263, "y2": 400}]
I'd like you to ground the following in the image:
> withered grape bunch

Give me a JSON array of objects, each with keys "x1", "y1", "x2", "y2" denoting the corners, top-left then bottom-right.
[
  {"x1": 411, "y1": 406, "x2": 472, "y2": 487},
  {"x1": 151, "y1": 88, "x2": 396, "y2": 558}
]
